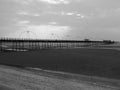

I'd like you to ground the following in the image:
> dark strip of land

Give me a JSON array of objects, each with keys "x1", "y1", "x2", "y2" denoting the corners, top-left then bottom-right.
[
  {"x1": 0, "y1": 48, "x2": 120, "y2": 80},
  {"x1": 0, "y1": 85, "x2": 15, "y2": 90}
]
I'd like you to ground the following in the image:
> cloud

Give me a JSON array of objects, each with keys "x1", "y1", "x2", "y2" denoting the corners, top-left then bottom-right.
[
  {"x1": 66, "y1": 12, "x2": 74, "y2": 15},
  {"x1": 76, "y1": 13, "x2": 86, "y2": 19},
  {"x1": 12, "y1": 0, "x2": 84, "y2": 7},
  {"x1": 61, "y1": 12, "x2": 74, "y2": 16},
  {"x1": 27, "y1": 25, "x2": 71, "y2": 39},
  {"x1": 17, "y1": 11, "x2": 29, "y2": 15},
  {"x1": 13, "y1": 0, "x2": 33, "y2": 5},
  {"x1": 13, "y1": 0, "x2": 70, "y2": 5},
  {"x1": 17, "y1": 10, "x2": 40, "y2": 17},
  {"x1": 38, "y1": 0, "x2": 69, "y2": 4},
  {"x1": 49, "y1": 22, "x2": 57, "y2": 25},
  {"x1": 1, "y1": 0, "x2": 120, "y2": 41},
  {"x1": 33, "y1": 13, "x2": 40, "y2": 17},
  {"x1": 91, "y1": 8, "x2": 120, "y2": 18},
  {"x1": 18, "y1": 20, "x2": 30, "y2": 26},
  {"x1": 60, "y1": 12, "x2": 86, "y2": 19},
  {"x1": 8, "y1": 25, "x2": 71, "y2": 39}
]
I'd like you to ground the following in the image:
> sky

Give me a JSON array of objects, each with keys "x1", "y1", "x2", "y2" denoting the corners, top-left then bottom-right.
[{"x1": 0, "y1": 0, "x2": 120, "y2": 40}]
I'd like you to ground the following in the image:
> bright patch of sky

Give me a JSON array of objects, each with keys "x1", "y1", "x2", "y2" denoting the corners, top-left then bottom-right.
[
  {"x1": 8, "y1": 25, "x2": 70, "y2": 39},
  {"x1": 0, "y1": 0, "x2": 120, "y2": 40},
  {"x1": 39, "y1": 0, "x2": 70, "y2": 4}
]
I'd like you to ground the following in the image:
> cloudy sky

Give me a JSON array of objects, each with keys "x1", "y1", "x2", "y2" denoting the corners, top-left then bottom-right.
[{"x1": 0, "y1": 0, "x2": 120, "y2": 40}]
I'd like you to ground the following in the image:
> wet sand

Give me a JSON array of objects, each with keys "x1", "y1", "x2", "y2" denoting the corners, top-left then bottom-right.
[
  {"x1": 0, "y1": 65, "x2": 120, "y2": 90},
  {"x1": 0, "y1": 85, "x2": 15, "y2": 90}
]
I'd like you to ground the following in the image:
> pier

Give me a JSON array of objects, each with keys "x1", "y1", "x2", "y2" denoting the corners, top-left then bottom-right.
[{"x1": 0, "y1": 38, "x2": 114, "y2": 52}]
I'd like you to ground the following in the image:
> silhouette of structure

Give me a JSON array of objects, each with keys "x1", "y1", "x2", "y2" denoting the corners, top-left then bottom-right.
[{"x1": 0, "y1": 37, "x2": 115, "y2": 52}]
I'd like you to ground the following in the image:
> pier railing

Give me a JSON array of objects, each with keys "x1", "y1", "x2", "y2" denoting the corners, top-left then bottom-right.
[{"x1": 0, "y1": 38, "x2": 115, "y2": 52}]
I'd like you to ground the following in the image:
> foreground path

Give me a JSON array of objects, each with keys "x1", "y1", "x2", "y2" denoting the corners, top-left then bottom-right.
[{"x1": 0, "y1": 65, "x2": 119, "y2": 90}]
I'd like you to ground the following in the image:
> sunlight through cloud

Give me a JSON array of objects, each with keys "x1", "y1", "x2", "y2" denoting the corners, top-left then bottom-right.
[
  {"x1": 10, "y1": 25, "x2": 71, "y2": 39},
  {"x1": 38, "y1": 0, "x2": 69, "y2": 4},
  {"x1": 27, "y1": 25, "x2": 71, "y2": 39}
]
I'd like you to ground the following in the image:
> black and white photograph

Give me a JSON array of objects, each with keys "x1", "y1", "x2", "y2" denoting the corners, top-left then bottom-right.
[{"x1": 0, "y1": 0, "x2": 120, "y2": 90}]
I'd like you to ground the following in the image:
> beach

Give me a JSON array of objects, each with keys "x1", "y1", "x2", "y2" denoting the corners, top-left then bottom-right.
[
  {"x1": 0, "y1": 65, "x2": 120, "y2": 90},
  {"x1": 0, "y1": 48, "x2": 120, "y2": 90},
  {"x1": 0, "y1": 85, "x2": 15, "y2": 90}
]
